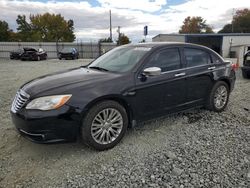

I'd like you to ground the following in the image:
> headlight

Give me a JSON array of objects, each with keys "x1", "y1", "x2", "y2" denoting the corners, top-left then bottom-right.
[{"x1": 26, "y1": 95, "x2": 72, "y2": 110}]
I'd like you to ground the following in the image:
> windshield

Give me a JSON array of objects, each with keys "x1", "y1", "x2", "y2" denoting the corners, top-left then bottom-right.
[
  {"x1": 88, "y1": 46, "x2": 151, "y2": 73},
  {"x1": 61, "y1": 48, "x2": 73, "y2": 53},
  {"x1": 13, "y1": 49, "x2": 23, "y2": 53}
]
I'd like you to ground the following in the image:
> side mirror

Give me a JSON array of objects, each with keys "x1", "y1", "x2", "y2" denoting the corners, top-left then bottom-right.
[
  {"x1": 224, "y1": 60, "x2": 232, "y2": 64},
  {"x1": 143, "y1": 67, "x2": 161, "y2": 77}
]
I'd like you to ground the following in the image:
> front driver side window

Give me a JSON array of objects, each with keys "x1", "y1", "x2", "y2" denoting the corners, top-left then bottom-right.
[{"x1": 145, "y1": 48, "x2": 181, "y2": 72}]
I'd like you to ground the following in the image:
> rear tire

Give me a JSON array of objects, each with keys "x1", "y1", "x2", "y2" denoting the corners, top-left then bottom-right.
[
  {"x1": 206, "y1": 81, "x2": 229, "y2": 112},
  {"x1": 81, "y1": 100, "x2": 128, "y2": 151}
]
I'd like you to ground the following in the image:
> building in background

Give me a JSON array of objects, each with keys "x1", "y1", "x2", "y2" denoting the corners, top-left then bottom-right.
[{"x1": 152, "y1": 33, "x2": 250, "y2": 66}]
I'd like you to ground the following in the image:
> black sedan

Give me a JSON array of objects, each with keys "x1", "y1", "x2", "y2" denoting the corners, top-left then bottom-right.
[
  {"x1": 242, "y1": 50, "x2": 250, "y2": 78},
  {"x1": 10, "y1": 49, "x2": 24, "y2": 60},
  {"x1": 11, "y1": 43, "x2": 236, "y2": 150},
  {"x1": 58, "y1": 48, "x2": 79, "y2": 60},
  {"x1": 20, "y1": 47, "x2": 47, "y2": 61}
]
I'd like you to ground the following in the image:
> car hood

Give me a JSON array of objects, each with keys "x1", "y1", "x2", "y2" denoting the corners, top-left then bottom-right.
[{"x1": 21, "y1": 67, "x2": 116, "y2": 97}]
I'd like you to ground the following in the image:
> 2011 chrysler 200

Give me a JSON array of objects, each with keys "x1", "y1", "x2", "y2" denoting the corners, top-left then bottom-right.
[{"x1": 11, "y1": 43, "x2": 236, "y2": 150}]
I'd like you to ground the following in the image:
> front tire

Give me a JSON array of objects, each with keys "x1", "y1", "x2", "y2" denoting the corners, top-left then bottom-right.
[
  {"x1": 206, "y1": 81, "x2": 229, "y2": 112},
  {"x1": 81, "y1": 100, "x2": 128, "y2": 150}
]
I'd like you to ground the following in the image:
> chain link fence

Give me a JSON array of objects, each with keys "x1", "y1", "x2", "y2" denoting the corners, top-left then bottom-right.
[{"x1": 0, "y1": 42, "x2": 117, "y2": 59}]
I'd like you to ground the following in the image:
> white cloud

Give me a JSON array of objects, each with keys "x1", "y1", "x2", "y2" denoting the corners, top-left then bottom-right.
[
  {"x1": 97, "y1": 0, "x2": 167, "y2": 12},
  {"x1": 0, "y1": 0, "x2": 250, "y2": 42},
  {"x1": 161, "y1": 0, "x2": 250, "y2": 32}
]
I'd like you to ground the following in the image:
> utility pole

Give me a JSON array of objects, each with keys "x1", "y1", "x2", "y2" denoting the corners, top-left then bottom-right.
[
  {"x1": 144, "y1": 25, "x2": 148, "y2": 42},
  {"x1": 109, "y1": 10, "x2": 112, "y2": 41},
  {"x1": 117, "y1": 26, "x2": 121, "y2": 45},
  {"x1": 232, "y1": 8, "x2": 235, "y2": 33}
]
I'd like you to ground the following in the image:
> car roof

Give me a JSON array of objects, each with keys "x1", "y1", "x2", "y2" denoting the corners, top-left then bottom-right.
[
  {"x1": 23, "y1": 47, "x2": 37, "y2": 51},
  {"x1": 124, "y1": 42, "x2": 212, "y2": 50}
]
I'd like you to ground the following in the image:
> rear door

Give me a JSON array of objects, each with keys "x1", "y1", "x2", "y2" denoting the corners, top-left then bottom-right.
[{"x1": 183, "y1": 47, "x2": 214, "y2": 105}]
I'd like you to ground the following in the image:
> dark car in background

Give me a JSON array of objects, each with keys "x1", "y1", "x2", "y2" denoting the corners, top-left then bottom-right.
[
  {"x1": 58, "y1": 48, "x2": 79, "y2": 60},
  {"x1": 11, "y1": 43, "x2": 236, "y2": 150},
  {"x1": 10, "y1": 49, "x2": 24, "y2": 60},
  {"x1": 20, "y1": 48, "x2": 47, "y2": 61},
  {"x1": 242, "y1": 50, "x2": 250, "y2": 78}
]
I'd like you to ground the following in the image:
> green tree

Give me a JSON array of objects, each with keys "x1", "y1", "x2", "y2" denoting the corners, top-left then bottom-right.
[
  {"x1": 179, "y1": 16, "x2": 214, "y2": 34},
  {"x1": 30, "y1": 13, "x2": 75, "y2": 42},
  {"x1": 0, "y1": 20, "x2": 11, "y2": 41},
  {"x1": 219, "y1": 8, "x2": 250, "y2": 33},
  {"x1": 117, "y1": 33, "x2": 130, "y2": 45},
  {"x1": 218, "y1": 24, "x2": 232, "y2": 33},
  {"x1": 16, "y1": 15, "x2": 33, "y2": 41},
  {"x1": 16, "y1": 13, "x2": 75, "y2": 42},
  {"x1": 8, "y1": 31, "x2": 19, "y2": 42},
  {"x1": 99, "y1": 37, "x2": 113, "y2": 43}
]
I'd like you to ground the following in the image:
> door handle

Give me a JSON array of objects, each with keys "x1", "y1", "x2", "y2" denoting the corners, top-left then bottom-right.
[
  {"x1": 208, "y1": 66, "x2": 216, "y2": 70},
  {"x1": 122, "y1": 90, "x2": 136, "y2": 96},
  {"x1": 174, "y1": 72, "x2": 186, "y2": 77}
]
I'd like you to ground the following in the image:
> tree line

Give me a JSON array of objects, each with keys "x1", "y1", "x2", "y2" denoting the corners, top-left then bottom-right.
[
  {"x1": 0, "y1": 9, "x2": 250, "y2": 43},
  {"x1": 179, "y1": 8, "x2": 250, "y2": 34},
  {"x1": 0, "y1": 13, "x2": 75, "y2": 42}
]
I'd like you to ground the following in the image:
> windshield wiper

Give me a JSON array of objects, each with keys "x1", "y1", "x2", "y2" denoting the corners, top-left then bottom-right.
[{"x1": 88, "y1": 66, "x2": 109, "y2": 72}]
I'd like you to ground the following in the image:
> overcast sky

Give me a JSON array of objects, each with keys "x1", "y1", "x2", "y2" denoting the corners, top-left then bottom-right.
[{"x1": 0, "y1": 0, "x2": 250, "y2": 42}]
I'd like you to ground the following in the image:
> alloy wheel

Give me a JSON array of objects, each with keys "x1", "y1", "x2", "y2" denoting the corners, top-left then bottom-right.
[
  {"x1": 214, "y1": 85, "x2": 228, "y2": 109},
  {"x1": 91, "y1": 108, "x2": 123, "y2": 145}
]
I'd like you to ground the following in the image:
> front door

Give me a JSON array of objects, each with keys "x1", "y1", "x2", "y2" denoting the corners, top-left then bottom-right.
[{"x1": 134, "y1": 47, "x2": 187, "y2": 121}]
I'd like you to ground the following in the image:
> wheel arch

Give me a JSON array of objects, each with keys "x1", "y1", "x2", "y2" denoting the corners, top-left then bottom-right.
[
  {"x1": 217, "y1": 77, "x2": 231, "y2": 91},
  {"x1": 81, "y1": 95, "x2": 134, "y2": 128}
]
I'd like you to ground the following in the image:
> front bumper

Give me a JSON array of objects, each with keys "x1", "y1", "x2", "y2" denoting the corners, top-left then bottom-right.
[
  {"x1": 59, "y1": 53, "x2": 74, "y2": 59},
  {"x1": 10, "y1": 54, "x2": 20, "y2": 59},
  {"x1": 21, "y1": 55, "x2": 36, "y2": 61},
  {"x1": 11, "y1": 106, "x2": 81, "y2": 143}
]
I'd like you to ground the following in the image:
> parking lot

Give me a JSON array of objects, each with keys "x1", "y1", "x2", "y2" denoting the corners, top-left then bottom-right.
[{"x1": 0, "y1": 59, "x2": 249, "y2": 187}]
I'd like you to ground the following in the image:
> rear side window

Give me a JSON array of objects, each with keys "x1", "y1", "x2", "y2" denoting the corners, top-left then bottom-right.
[
  {"x1": 212, "y1": 54, "x2": 223, "y2": 64},
  {"x1": 146, "y1": 48, "x2": 181, "y2": 72},
  {"x1": 184, "y1": 48, "x2": 211, "y2": 67}
]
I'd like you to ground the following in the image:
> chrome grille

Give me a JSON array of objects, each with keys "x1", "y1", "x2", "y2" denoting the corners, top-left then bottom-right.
[{"x1": 11, "y1": 90, "x2": 30, "y2": 113}]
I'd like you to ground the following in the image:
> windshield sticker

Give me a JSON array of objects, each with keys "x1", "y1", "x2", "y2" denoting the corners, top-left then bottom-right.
[{"x1": 133, "y1": 47, "x2": 151, "y2": 51}]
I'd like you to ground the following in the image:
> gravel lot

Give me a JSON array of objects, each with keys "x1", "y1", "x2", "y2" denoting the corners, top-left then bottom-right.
[{"x1": 0, "y1": 59, "x2": 249, "y2": 188}]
